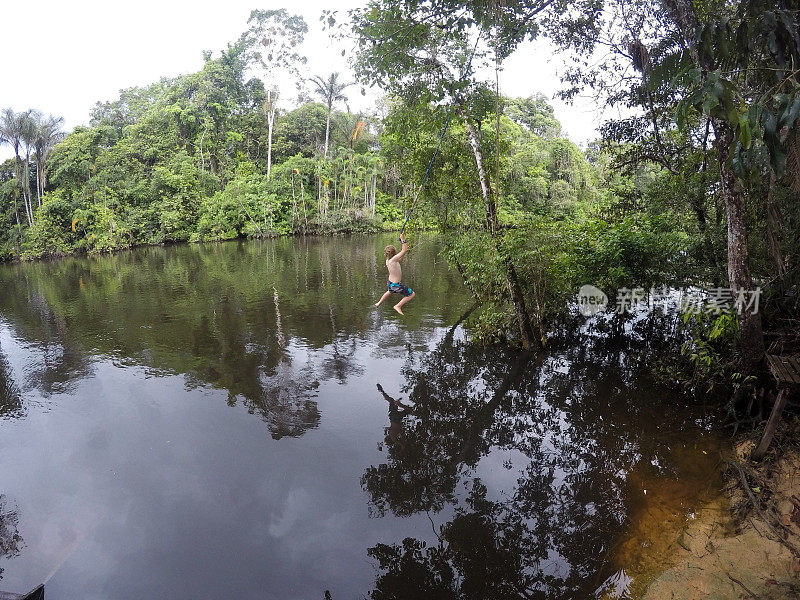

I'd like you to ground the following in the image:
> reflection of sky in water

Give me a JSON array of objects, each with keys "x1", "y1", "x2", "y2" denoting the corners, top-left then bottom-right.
[
  {"x1": 0, "y1": 332, "x2": 440, "y2": 599},
  {"x1": 0, "y1": 237, "x2": 722, "y2": 599}
]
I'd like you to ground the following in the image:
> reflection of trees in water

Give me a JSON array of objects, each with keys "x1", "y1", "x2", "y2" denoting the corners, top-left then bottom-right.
[
  {"x1": 0, "y1": 288, "x2": 92, "y2": 399},
  {"x1": 320, "y1": 306, "x2": 365, "y2": 385},
  {"x1": 362, "y1": 323, "x2": 717, "y2": 599},
  {"x1": 256, "y1": 363, "x2": 320, "y2": 440},
  {"x1": 362, "y1": 343, "x2": 533, "y2": 518},
  {"x1": 186, "y1": 292, "x2": 322, "y2": 440},
  {"x1": 25, "y1": 340, "x2": 91, "y2": 397},
  {"x1": 0, "y1": 237, "x2": 464, "y2": 440},
  {"x1": 255, "y1": 288, "x2": 322, "y2": 440},
  {"x1": 368, "y1": 481, "x2": 552, "y2": 600},
  {"x1": 0, "y1": 347, "x2": 23, "y2": 419},
  {"x1": 0, "y1": 495, "x2": 23, "y2": 580},
  {"x1": 0, "y1": 240, "x2": 421, "y2": 438}
]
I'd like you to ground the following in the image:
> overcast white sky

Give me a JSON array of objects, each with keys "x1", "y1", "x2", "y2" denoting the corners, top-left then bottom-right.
[{"x1": 1, "y1": 0, "x2": 611, "y2": 160}]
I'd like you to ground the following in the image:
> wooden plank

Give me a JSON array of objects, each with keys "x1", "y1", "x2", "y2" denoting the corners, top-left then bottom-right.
[
  {"x1": 766, "y1": 355, "x2": 800, "y2": 385},
  {"x1": 753, "y1": 388, "x2": 789, "y2": 461},
  {"x1": 786, "y1": 357, "x2": 800, "y2": 383},
  {"x1": 777, "y1": 356, "x2": 800, "y2": 384},
  {"x1": 767, "y1": 355, "x2": 788, "y2": 383},
  {"x1": 777, "y1": 359, "x2": 795, "y2": 383},
  {"x1": 766, "y1": 355, "x2": 778, "y2": 380}
]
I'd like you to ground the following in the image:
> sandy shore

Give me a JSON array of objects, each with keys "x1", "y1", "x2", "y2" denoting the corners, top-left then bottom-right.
[{"x1": 641, "y1": 430, "x2": 800, "y2": 599}]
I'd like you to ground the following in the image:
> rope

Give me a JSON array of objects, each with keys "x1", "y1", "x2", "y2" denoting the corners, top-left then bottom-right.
[{"x1": 398, "y1": 32, "x2": 483, "y2": 240}]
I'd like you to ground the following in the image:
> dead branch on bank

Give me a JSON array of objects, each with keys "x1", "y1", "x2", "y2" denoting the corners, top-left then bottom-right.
[{"x1": 722, "y1": 455, "x2": 800, "y2": 558}]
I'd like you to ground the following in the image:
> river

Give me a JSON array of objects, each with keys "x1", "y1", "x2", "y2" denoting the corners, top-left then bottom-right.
[{"x1": 0, "y1": 235, "x2": 722, "y2": 599}]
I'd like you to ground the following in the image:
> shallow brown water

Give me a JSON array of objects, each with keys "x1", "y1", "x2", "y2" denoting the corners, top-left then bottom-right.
[{"x1": 0, "y1": 235, "x2": 722, "y2": 599}]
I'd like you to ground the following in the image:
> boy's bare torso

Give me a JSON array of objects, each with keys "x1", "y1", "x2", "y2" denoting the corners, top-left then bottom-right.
[{"x1": 386, "y1": 257, "x2": 402, "y2": 283}]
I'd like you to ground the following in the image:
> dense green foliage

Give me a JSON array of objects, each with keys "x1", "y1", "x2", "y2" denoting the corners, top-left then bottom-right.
[
  {"x1": 0, "y1": 28, "x2": 634, "y2": 276},
  {"x1": 345, "y1": 0, "x2": 799, "y2": 376},
  {"x1": 0, "y1": 37, "x2": 392, "y2": 258},
  {"x1": 2, "y1": 2, "x2": 798, "y2": 388}
]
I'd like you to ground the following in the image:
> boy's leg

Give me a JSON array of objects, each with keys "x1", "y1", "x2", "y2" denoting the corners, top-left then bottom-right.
[
  {"x1": 375, "y1": 290, "x2": 392, "y2": 307},
  {"x1": 393, "y1": 291, "x2": 415, "y2": 314}
]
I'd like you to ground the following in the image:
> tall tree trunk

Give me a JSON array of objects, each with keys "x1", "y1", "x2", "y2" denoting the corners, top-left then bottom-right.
[
  {"x1": 291, "y1": 173, "x2": 297, "y2": 231},
  {"x1": 495, "y1": 46, "x2": 501, "y2": 203},
  {"x1": 714, "y1": 119, "x2": 764, "y2": 373},
  {"x1": 301, "y1": 178, "x2": 307, "y2": 231},
  {"x1": 19, "y1": 159, "x2": 32, "y2": 226},
  {"x1": 372, "y1": 171, "x2": 377, "y2": 216},
  {"x1": 199, "y1": 129, "x2": 206, "y2": 171},
  {"x1": 267, "y1": 109, "x2": 274, "y2": 181},
  {"x1": 665, "y1": 0, "x2": 764, "y2": 380},
  {"x1": 12, "y1": 193, "x2": 22, "y2": 245},
  {"x1": 16, "y1": 152, "x2": 32, "y2": 226},
  {"x1": 36, "y1": 160, "x2": 43, "y2": 206},
  {"x1": 24, "y1": 149, "x2": 34, "y2": 218},
  {"x1": 463, "y1": 117, "x2": 498, "y2": 234},
  {"x1": 324, "y1": 104, "x2": 331, "y2": 160},
  {"x1": 462, "y1": 112, "x2": 536, "y2": 349},
  {"x1": 266, "y1": 89, "x2": 276, "y2": 181},
  {"x1": 693, "y1": 129, "x2": 722, "y2": 286}
]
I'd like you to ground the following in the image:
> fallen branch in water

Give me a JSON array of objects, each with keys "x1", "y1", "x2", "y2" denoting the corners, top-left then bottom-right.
[{"x1": 446, "y1": 301, "x2": 479, "y2": 343}]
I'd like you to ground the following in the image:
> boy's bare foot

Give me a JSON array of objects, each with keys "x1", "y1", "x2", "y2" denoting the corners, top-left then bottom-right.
[
  {"x1": 374, "y1": 302, "x2": 381, "y2": 307},
  {"x1": 393, "y1": 305, "x2": 404, "y2": 315}
]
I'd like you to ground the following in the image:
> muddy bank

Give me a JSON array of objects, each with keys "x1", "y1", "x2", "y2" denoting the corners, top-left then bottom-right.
[{"x1": 640, "y1": 425, "x2": 800, "y2": 599}]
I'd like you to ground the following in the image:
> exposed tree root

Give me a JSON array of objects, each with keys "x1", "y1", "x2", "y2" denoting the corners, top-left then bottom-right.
[{"x1": 722, "y1": 455, "x2": 800, "y2": 558}]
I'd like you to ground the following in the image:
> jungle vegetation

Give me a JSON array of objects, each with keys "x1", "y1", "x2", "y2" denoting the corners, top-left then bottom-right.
[{"x1": 1, "y1": 1, "x2": 798, "y2": 402}]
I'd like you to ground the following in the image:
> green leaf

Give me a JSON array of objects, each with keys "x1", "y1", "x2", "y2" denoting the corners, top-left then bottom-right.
[
  {"x1": 781, "y1": 95, "x2": 800, "y2": 130},
  {"x1": 676, "y1": 99, "x2": 688, "y2": 130},
  {"x1": 748, "y1": 104, "x2": 763, "y2": 129},
  {"x1": 738, "y1": 115, "x2": 752, "y2": 149},
  {"x1": 732, "y1": 142, "x2": 745, "y2": 177},
  {"x1": 702, "y1": 95, "x2": 719, "y2": 116},
  {"x1": 700, "y1": 25, "x2": 715, "y2": 66},
  {"x1": 715, "y1": 23, "x2": 730, "y2": 64}
]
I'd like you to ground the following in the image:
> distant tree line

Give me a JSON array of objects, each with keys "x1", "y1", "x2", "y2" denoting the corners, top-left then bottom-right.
[{"x1": 0, "y1": 8, "x2": 616, "y2": 266}]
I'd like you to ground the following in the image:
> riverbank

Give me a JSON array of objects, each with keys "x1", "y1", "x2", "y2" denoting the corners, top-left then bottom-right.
[
  {"x1": 639, "y1": 422, "x2": 800, "y2": 599},
  {"x1": 0, "y1": 218, "x2": 414, "y2": 263}
]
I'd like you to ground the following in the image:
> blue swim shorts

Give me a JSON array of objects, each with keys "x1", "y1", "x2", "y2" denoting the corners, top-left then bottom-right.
[{"x1": 387, "y1": 281, "x2": 413, "y2": 297}]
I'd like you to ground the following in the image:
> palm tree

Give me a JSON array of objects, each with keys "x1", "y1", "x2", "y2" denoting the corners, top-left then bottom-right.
[
  {"x1": 33, "y1": 114, "x2": 65, "y2": 203},
  {"x1": 19, "y1": 111, "x2": 38, "y2": 221},
  {"x1": 309, "y1": 72, "x2": 352, "y2": 160},
  {"x1": 0, "y1": 109, "x2": 33, "y2": 225},
  {"x1": 0, "y1": 112, "x2": 23, "y2": 237}
]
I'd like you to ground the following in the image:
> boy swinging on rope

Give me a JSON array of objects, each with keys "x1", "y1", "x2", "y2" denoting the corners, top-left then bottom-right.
[{"x1": 374, "y1": 231, "x2": 415, "y2": 315}]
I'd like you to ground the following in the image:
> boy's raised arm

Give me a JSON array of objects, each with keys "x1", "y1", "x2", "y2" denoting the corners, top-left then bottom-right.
[{"x1": 395, "y1": 232, "x2": 409, "y2": 260}]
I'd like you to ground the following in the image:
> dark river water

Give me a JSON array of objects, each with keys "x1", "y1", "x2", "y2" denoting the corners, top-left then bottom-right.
[{"x1": 0, "y1": 235, "x2": 722, "y2": 600}]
